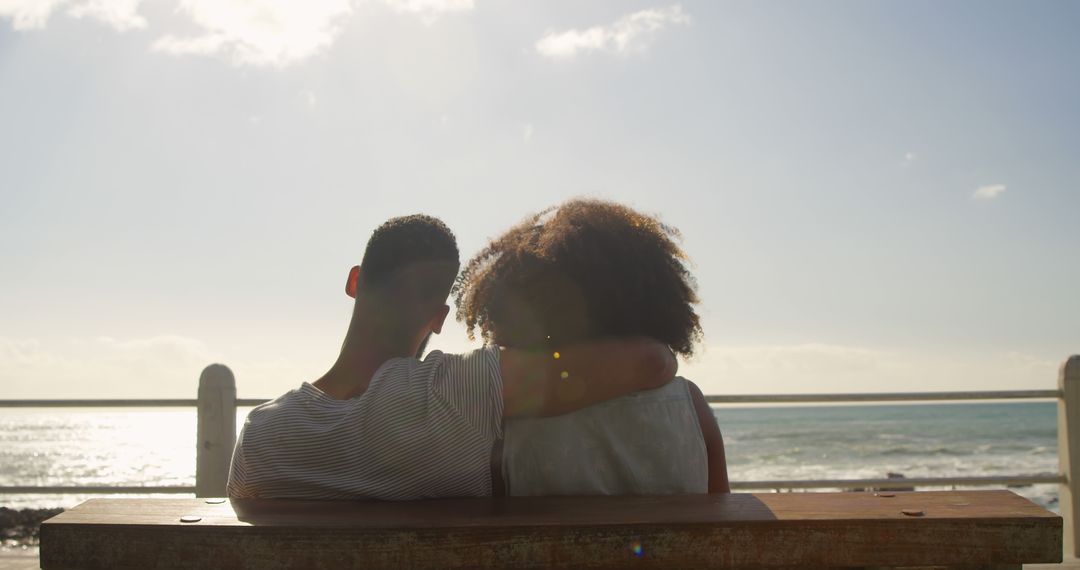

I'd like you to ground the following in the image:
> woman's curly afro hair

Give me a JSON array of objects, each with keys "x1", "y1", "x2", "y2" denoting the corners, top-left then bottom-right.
[{"x1": 452, "y1": 199, "x2": 701, "y2": 356}]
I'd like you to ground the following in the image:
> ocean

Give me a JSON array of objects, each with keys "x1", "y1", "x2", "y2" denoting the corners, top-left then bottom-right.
[{"x1": 0, "y1": 401, "x2": 1059, "y2": 510}]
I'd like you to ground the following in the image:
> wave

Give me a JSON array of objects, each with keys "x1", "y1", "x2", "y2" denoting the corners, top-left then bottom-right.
[{"x1": 879, "y1": 446, "x2": 972, "y2": 456}]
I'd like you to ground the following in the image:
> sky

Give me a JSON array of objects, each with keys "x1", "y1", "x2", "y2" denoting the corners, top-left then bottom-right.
[{"x1": 1, "y1": 0, "x2": 1078, "y2": 399}]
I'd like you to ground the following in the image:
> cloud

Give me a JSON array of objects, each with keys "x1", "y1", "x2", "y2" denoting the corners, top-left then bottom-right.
[
  {"x1": 152, "y1": 0, "x2": 353, "y2": 67},
  {"x1": 381, "y1": 0, "x2": 474, "y2": 23},
  {"x1": 536, "y1": 5, "x2": 690, "y2": 60},
  {"x1": 67, "y1": 0, "x2": 145, "y2": 30},
  {"x1": 0, "y1": 0, "x2": 67, "y2": 30},
  {"x1": 973, "y1": 184, "x2": 1006, "y2": 200},
  {"x1": 0, "y1": 0, "x2": 144, "y2": 31},
  {"x1": 902, "y1": 152, "x2": 916, "y2": 166},
  {"x1": 3, "y1": 0, "x2": 478, "y2": 66},
  {"x1": 522, "y1": 123, "x2": 534, "y2": 143},
  {"x1": 701, "y1": 343, "x2": 886, "y2": 379},
  {"x1": 679, "y1": 343, "x2": 1061, "y2": 396},
  {"x1": 0, "y1": 335, "x2": 220, "y2": 398}
]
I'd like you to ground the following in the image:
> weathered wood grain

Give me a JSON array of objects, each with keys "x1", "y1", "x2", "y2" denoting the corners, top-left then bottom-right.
[{"x1": 40, "y1": 491, "x2": 1061, "y2": 569}]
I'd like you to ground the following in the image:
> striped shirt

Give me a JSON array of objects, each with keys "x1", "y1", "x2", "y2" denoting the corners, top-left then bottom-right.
[{"x1": 227, "y1": 346, "x2": 503, "y2": 500}]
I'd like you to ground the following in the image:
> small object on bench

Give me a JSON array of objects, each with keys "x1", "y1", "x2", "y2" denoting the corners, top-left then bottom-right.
[{"x1": 40, "y1": 490, "x2": 1061, "y2": 569}]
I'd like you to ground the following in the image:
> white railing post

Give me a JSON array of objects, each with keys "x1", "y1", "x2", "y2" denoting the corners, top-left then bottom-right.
[
  {"x1": 196, "y1": 364, "x2": 236, "y2": 498},
  {"x1": 1059, "y1": 355, "x2": 1080, "y2": 557}
]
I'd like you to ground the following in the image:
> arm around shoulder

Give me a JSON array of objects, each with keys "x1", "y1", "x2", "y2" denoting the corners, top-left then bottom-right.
[{"x1": 500, "y1": 337, "x2": 677, "y2": 417}]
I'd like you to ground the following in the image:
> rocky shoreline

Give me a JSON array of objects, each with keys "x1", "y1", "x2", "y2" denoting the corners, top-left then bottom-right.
[{"x1": 1, "y1": 507, "x2": 64, "y2": 550}]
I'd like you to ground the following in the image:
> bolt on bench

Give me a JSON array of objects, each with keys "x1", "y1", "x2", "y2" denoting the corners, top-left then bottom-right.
[{"x1": 41, "y1": 490, "x2": 1060, "y2": 569}]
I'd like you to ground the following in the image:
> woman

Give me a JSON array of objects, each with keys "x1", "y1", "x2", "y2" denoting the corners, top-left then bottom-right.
[{"x1": 454, "y1": 199, "x2": 729, "y2": 495}]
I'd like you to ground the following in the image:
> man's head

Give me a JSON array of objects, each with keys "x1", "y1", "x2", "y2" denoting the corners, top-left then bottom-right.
[
  {"x1": 348, "y1": 214, "x2": 460, "y2": 357},
  {"x1": 453, "y1": 199, "x2": 701, "y2": 355}
]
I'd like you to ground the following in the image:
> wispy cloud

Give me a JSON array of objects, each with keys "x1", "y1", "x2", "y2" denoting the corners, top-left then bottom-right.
[
  {"x1": 382, "y1": 0, "x2": 474, "y2": 23},
  {"x1": 522, "y1": 123, "x2": 534, "y2": 143},
  {"x1": 902, "y1": 151, "x2": 916, "y2": 166},
  {"x1": 0, "y1": 335, "x2": 219, "y2": 398},
  {"x1": 973, "y1": 184, "x2": 1006, "y2": 200},
  {"x1": 679, "y1": 343, "x2": 1061, "y2": 395},
  {"x1": 536, "y1": 5, "x2": 690, "y2": 60},
  {"x1": 152, "y1": 0, "x2": 353, "y2": 67},
  {"x1": 0, "y1": 0, "x2": 62, "y2": 30},
  {"x1": 0, "y1": 0, "x2": 144, "y2": 31},
  {"x1": 68, "y1": 0, "x2": 145, "y2": 30},
  {"x1": 3, "y1": 0, "x2": 476, "y2": 67}
]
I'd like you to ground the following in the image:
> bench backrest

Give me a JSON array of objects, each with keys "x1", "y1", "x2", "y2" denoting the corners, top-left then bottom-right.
[{"x1": 41, "y1": 490, "x2": 1061, "y2": 569}]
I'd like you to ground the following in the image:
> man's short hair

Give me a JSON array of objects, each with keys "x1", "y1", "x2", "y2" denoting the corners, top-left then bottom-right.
[
  {"x1": 453, "y1": 199, "x2": 701, "y2": 355},
  {"x1": 361, "y1": 214, "x2": 460, "y2": 306}
]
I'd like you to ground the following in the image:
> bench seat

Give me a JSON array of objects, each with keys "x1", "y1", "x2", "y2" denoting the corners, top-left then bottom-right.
[{"x1": 40, "y1": 490, "x2": 1061, "y2": 569}]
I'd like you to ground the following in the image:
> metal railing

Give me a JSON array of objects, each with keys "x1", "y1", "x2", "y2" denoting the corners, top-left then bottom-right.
[
  {"x1": 1, "y1": 356, "x2": 1078, "y2": 553},
  {"x1": 705, "y1": 389, "x2": 1060, "y2": 404}
]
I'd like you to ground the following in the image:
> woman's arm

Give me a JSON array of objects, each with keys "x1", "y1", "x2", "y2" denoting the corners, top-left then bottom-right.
[
  {"x1": 500, "y1": 338, "x2": 677, "y2": 417},
  {"x1": 687, "y1": 380, "x2": 730, "y2": 493}
]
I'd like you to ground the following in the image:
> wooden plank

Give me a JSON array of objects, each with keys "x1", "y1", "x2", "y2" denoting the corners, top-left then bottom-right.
[
  {"x1": 41, "y1": 491, "x2": 1061, "y2": 569},
  {"x1": 0, "y1": 555, "x2": 41, "y2": 570}
]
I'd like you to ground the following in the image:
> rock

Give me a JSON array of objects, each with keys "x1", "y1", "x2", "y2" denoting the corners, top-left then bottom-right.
[
  {"x1": 0, "y1": 507, "x2": 65, "y2": 548},
  {"x1": 884, "y1": 472, "x2": 915, "y2": 492}
]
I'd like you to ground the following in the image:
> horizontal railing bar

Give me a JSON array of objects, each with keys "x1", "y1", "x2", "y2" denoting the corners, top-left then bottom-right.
[
  {"x1": 730, "y1": 474, "x2": 1065, "y2": 490},
  {"x1": 0, "y1": 486, "x2": 196, "y2": 494},
  {"x1": 1, "y1": 390, "x2": 1061, "y2": 408},
  {"x1": 0, "y1": 399, "x2": 268, "y2": 408},
  {"x1": 708, "y1": 390, "x2": 1061, "y2": 404},
  {"x1": 0, "y1": 399, "x2": 199, "y2": 408}
]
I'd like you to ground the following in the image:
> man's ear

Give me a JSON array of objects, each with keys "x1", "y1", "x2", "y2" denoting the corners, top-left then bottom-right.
[
  {"x1": 345, "y1": 266, "x2": 360, "y2": 298},
  {"x1": 430, "y1": 304, "x2": 451, "y2": 334}
]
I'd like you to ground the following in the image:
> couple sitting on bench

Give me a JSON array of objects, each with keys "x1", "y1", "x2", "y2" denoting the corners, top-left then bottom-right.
[{"x1": 227, "y1": 199, "x2": 729, "y2": 500}]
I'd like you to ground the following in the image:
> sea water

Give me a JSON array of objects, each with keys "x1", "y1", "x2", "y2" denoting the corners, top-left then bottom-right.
[
  {"x1": 718, "y1": 401, "x2": 1057, "y2": 509},
  {"x1": 0, "y1": 401, "x2": 1058, "y2": 510}
]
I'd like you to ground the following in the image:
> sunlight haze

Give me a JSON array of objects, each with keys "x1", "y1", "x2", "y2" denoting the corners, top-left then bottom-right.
[{"x1": 1, "y1": 0, "x2": 1077, "y2": 398}]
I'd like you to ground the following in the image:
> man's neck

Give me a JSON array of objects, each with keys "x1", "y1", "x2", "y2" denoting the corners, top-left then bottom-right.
[{"x1": 312, "y1": 326, "x2": 413, "y2": 400}]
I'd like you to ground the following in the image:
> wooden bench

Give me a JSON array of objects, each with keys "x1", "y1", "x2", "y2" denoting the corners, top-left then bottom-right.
[{"x1": 40, "y1": 490, "x2": 1060, "y2": 569}]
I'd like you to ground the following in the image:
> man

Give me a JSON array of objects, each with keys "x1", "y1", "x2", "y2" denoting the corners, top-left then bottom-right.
[{"x1": 227, "y1": 214, "x2": 675, "y2": 500}]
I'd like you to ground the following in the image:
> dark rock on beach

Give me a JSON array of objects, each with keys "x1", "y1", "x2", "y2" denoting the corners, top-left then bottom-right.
[
  {"x1": 849, "y1": 472, "x2": 915, "y2": 493},
  {"x1": 883, "y1": 472, "x2": 915, "y2": 492},
  {"x1": 1, "y1": 507, "x2": 64, "y2": 549}
]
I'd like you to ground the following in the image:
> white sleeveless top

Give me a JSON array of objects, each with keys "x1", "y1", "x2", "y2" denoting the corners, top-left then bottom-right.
[{"x1": 501, "y1": 377, "x2": 708, "y2": 496}]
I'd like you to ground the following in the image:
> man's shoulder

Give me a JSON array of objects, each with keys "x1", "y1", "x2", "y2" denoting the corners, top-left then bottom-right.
[
  {"x1": 425, "y1": 346, "x2": 502, "y2": 383},
  {"x1": 244, "y1": 386, "x2": 310, "y2": 424},
  {"x1": 415, "y1": 347, "x2": 495, "y2": 366},
  {"x1": 380, "y1": 346, "x2": 501, "y2": 379},
  {"x1": 428, "y1": 345, "x2": 501, "y2": 366}
]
